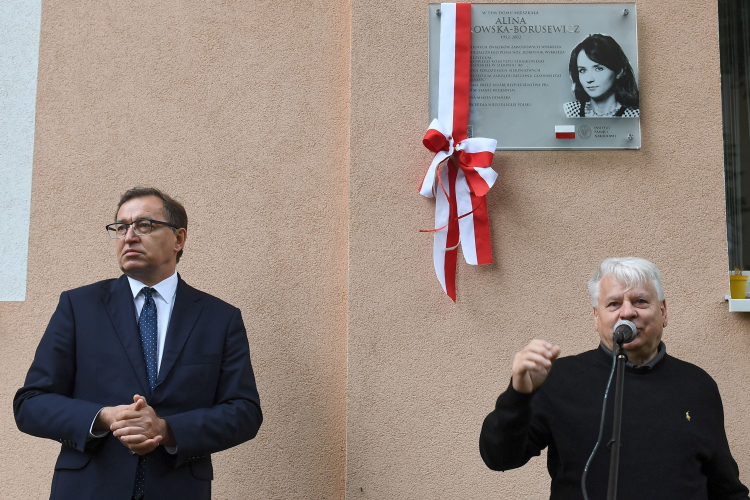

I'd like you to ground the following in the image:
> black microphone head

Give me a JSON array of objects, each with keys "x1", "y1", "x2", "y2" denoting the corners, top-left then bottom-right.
[{"x1": 613, "y1": 319, "x2": 637, "y2": 344}]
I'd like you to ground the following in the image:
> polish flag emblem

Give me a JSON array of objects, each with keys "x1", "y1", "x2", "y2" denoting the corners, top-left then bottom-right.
[{"x1": 555, "y1": 125, "x2": 575, "y2": 139}]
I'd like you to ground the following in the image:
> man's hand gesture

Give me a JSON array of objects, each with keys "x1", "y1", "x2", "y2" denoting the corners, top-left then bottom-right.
[
  {"x1": 511, "y1": 339, "x2": 561, "y2": 394},
  {"x1": 109, "y1": 395, "x2": 174, "y2": 455}
]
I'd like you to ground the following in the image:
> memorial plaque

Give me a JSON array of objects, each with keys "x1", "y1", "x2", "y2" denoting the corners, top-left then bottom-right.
[{"x1": 428, "y1": 3, "x2": 640, "y2": 149}]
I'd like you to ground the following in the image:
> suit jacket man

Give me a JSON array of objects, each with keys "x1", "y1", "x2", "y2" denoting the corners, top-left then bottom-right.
[{"x1": 14, "y1": 189, "x2": 262, "y2": 500}]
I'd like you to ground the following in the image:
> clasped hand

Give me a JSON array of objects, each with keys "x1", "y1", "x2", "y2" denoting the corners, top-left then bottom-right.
[{"x1": 97, "y1": 395, "x2": 172, "y2": 455}]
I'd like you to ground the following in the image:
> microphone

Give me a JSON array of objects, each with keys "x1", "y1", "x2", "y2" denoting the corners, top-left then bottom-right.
[{"x1": 613, "y1": 319, "x2": 637, "y2": 345}]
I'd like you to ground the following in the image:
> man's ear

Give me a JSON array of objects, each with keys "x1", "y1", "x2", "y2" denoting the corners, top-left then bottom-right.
[
  {"x1": 660, "y1": 299, "x2": 668, "y2": 328},
  {"x1": 174, "y1": 228, "x2": 187, "y2": 252}
]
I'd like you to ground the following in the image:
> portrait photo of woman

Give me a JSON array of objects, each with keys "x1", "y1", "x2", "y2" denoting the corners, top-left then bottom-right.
[{"x1": 563, "y1": 34, "x2": 640, "y2": 118}]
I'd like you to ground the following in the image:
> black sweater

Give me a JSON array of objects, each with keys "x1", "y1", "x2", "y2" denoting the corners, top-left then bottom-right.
[{"x1": 480, "y1": 347, "x2": 749, "y2": 500}]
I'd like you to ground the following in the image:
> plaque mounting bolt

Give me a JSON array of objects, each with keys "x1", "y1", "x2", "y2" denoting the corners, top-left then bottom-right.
[
  {"x1": 623, "y1": 9, "x2": 629, "y2": 16},
  {"x1": 436, "y1": 8, "x2": 441, "y2": 16},
  {"x1": 627, "y1": 134, "x2": 633, "y2": 140}
]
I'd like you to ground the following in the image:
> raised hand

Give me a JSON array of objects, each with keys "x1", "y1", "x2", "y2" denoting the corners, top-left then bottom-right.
[{"x1": 511, "y1": 339, "x2": 561, "y2": 394}]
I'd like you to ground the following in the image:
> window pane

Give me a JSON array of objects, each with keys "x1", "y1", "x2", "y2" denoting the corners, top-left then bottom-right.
[{"x1": 719, "y1": 0, "x2": 750, "y2": 270}]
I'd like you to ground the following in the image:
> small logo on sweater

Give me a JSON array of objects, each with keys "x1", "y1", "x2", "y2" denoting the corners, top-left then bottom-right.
[{"x1": 686, "y1": 411, "x2": 691, "y2": 421}]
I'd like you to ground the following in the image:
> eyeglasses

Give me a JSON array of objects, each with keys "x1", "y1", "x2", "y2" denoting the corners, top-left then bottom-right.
[{"x1": 105, "y1": 219, "x2": 179, "y2": 239}]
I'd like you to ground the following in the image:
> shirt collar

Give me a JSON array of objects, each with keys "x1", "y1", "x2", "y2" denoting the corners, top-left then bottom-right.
[
  {"x1": 598, "y1": 341, "x2": 666, "y2": 370},
  {"x1": 126, "y1": 272, "x2": 178, "y2": 304}
]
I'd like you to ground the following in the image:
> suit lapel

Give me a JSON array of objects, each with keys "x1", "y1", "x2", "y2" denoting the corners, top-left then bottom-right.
[
  {"x1": 156, "y1": 276, "x2": 203, "y2": 387},
  {"x1": 103, "y1": 275, "x2": 150, "y2": 396}
]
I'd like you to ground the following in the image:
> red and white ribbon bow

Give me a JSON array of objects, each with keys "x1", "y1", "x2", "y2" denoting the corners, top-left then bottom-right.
[{"x1": 419, "y1": 3, "x2": 498, "y2": 301}]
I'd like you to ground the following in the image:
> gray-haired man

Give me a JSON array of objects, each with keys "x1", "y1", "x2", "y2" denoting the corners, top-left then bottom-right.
[{"x1": 480, "y1": 257, "x2": 748, "y2": 499}]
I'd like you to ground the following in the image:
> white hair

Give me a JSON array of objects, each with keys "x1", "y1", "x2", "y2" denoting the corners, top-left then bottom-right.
[{"x1": 588, "y1": 257, "x2": 665, "y2": 307}]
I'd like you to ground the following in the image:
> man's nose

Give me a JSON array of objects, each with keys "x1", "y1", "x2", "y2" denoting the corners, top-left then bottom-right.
[
  {"x1": 619, "y1": 301, "x2": 636, "y2": 319},
  {"x1": 123, "y1": 225, "x2": 140, "y2": 241}
]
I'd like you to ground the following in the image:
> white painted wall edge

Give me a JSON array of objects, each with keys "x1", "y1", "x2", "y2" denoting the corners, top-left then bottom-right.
[{"x1": 0, "y1": 0, "x2": 42, "y2": 301}]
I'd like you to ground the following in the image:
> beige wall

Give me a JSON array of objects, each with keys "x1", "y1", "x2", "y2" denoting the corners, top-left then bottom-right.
[
  {"x1": 2, "y1": 0, "x2": 749, "y2": 499},
  {"x1": 348, "y1": 0, "x2": 750, "y2": 498},
  {"x1": 1, "y1": 1, "x2": 349, "y2": 499}
]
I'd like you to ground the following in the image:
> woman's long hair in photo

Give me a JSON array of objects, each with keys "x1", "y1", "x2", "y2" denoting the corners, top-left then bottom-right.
[{"x1": 568, "y1": 34, "x2": 639, "y2": 108}]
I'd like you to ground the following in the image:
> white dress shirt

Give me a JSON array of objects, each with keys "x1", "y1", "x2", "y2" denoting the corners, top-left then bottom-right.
[
  {"x1": 127, "y1": 272, "x2": 179, "y2": 374},
  {"x1": 89, "y1": 272, "x2": 179, "y2": 452}
]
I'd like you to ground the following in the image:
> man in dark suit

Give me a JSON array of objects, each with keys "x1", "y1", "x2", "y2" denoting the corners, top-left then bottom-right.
[{"x1": 14, "y1": 187, "x2": 262, "y2": 500}]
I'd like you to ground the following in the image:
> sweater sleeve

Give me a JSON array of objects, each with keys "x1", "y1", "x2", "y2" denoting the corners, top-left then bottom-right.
[
  {"x1": 704, "y1": 383, "x2": 750, "y2": 500},
  {"x1": 704, "y1": 438, "x2": 750, "y2": 500},
  {"x1": 479, "y1": 380, "x2": 550, "y2": 471}
]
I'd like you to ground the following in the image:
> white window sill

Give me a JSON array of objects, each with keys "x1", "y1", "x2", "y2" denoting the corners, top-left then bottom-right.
[{"x1": 725, "y1": 296, "x2": 750, "y2": 312}]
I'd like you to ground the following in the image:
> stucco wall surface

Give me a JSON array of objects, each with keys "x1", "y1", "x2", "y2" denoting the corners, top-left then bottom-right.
[
  {"x1": 1, "y1": 1, "x2": 349, "y2": 499},
  {"x1": 348, "y1": 0, "x2": 750, "y2": 498},
  {"x1": 3, "y1": 0, "x2": 750, "y2": 499}
]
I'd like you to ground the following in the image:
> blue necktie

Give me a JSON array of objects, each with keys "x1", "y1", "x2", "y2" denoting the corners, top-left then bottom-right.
[
  {"x1": 139, "y1": 287, "x2": 158, "y2": 391},
  {"x1": 134, "y1": 287, "x2": 157, "y2": 500}
]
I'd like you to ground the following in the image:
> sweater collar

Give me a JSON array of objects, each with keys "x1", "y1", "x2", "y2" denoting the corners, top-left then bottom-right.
[{"x1": 598, "y1": 341, "x2": 666, "y2": 370}]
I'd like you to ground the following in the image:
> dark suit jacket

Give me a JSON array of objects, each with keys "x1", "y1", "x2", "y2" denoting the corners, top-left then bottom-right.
[{"x1": 14, "y1": 275, "x2": 262, "y2": 500}]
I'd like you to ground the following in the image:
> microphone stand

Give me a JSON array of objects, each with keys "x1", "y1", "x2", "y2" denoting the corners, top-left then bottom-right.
[{"x1": 606, "y1": 338, "x2": 628, "y2": 500}]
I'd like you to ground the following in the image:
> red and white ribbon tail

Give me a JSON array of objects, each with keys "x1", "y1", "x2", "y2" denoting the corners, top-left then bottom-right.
[
  {"x1": 433, "y1": 161, "x2": 451, "y2": 295},
  {"x1": 455, "y1": 180, "x2": 493, "y2": 266},
  {"x1": 433, "y1": 160, "x2": 460, "y2": 301},
  {"x1": 455, "y1": 137, "x2": 497, "y2": 265}
]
